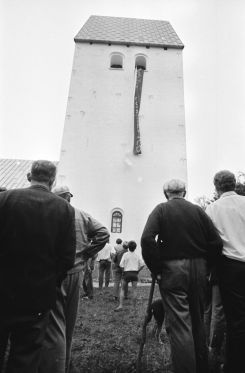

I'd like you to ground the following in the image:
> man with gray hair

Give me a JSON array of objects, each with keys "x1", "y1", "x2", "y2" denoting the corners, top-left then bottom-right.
[
  {"x1": 0, "y1": 161, "x2": 76, "y2": 373},
  {"x1": 141, "y1": 179, "x2": 223, "y2": 373},
  {"x1": 206, "y1": 170, "x2": 245, "y2": 373}
]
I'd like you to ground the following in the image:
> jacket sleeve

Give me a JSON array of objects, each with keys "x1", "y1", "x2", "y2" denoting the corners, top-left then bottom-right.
[
  {"x1": 81, "y1": 215, "x2": 110, "y2": 260},
  {"x1": 141, "y1": 205, "x2": 162, "y2": 275},
  {"x1": 56, "y1": 205, "x2": 76, "y2": 286}
]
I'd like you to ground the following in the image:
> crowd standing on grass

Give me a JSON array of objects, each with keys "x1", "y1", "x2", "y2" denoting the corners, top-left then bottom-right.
[{"x1": 1, "y1": 161, "x2": 245, "y2": 373}]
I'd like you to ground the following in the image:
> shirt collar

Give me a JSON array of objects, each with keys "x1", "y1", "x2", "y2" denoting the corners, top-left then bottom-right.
[
  {"x1": 220, "y1": 191, "x2": 237, "y2": 199},
  {"x1": 169, "y1": 196, "x2": 185, "y2": 200}
]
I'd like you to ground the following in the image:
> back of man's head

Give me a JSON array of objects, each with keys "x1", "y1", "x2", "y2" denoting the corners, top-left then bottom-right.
[
  {"x1": 128, "y1": 240, "x2": 137, "y2": 252},
  {"x1": 213, "y1": 170, "x2": 236, "y2": 194},
  {"x1": 116, "y1": 238, "x2": 122, "y2": 245},
  {"x1": 163, "y1": 179, "x2": 186, "y2": 199},
  {"x1": 28, "y1": 160, "x2": 56, "y2": 187},
  {"x1": 52, "y1": 185, "x2": 73, "y2": 202}
]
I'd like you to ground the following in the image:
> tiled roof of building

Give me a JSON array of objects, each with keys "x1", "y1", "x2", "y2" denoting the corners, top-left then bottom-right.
[
  {"x1": 75, "y1": 15, "x2": 184, "y2": 49},
  {"x1": 0, "y1": 159, "x2": 58, "y2": 190}
]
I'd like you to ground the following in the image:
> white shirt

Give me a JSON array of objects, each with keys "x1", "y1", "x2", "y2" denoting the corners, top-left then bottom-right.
[
  {"x1": 120, "y1": 251, "x2": 144, "y2": 272},
  {"x1": 97, "y1": 243, "x2": 114, "y2": 261},
  {"x1": 206, "y1": 191, "x2": 245, "y2": 262}
]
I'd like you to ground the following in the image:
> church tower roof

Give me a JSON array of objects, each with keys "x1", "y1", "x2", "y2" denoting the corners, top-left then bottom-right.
[{"x1": 74, "y1": 15, "x2": 184, "y2": 49}]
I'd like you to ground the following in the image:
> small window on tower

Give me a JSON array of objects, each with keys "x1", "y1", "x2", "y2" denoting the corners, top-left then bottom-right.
[
  {"x1": 110, "y1": 54, "x2": 123, "y2": 69},
  {"x1": 135, "y1": 55, "x2": 146, "y2": 70},
  {"x1": 111, "y1": 211, "x2": 123, "y2": 233}
]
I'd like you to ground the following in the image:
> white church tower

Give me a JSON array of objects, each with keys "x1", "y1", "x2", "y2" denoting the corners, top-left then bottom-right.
[{"x1": 58, "y1": 15, "x2": 187, "y2": 246}]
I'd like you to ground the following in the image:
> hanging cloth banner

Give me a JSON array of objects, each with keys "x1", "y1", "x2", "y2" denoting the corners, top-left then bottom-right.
[{"x1": 133, "y1": 67, "x2": 144, "y2": 155}]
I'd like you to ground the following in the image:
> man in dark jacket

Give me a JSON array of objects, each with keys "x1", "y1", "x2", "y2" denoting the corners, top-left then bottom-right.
[
  {"x1": 141, "y1": 179, "x2": 223, "y2": 373},
  {"x1": 0, "y1": 160, "x2": 76, "y2": 373}
]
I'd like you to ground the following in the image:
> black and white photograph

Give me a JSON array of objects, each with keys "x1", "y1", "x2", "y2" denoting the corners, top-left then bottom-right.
[{"x1": 1, "y1": 0, "x2": 245, "y2": 372}]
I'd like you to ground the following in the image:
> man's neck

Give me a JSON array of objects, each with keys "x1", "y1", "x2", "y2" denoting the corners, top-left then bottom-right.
[
  {"x1": 168, "y1": 195, "x2": 185, "y2": 201},
  {"x1": 30, "y1": 180, "x2": 51, "y2": 191}
]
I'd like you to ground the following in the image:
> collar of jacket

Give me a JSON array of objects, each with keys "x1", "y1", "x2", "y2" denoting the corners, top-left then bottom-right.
[
  {"x1": 29, "y1": 184, "x2": 50, "y2": 192},
  {"x1": 220, "y1": 191, "x2": 237, "y2": 199}
]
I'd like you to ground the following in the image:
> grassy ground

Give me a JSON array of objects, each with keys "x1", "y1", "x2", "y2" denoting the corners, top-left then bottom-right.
[{"x1": 71, "y1": 285, "x2": 173, "y2": 373}]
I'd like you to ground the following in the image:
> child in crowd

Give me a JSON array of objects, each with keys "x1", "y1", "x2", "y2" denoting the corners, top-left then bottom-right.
[
  {"x1": 114, "y1": 240, "x2": 144, "y2": 311},
  {"x1": 112, "y1": 240, "x2": 129, "y2": 300}
]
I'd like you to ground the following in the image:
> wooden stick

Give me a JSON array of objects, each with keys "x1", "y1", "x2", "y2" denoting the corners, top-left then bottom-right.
[{"x1": 136, "y1": 274, "x2": 156, "y2": 373}]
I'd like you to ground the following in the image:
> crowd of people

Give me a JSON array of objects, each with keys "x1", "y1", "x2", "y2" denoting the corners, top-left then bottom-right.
[{"x1": 0, "y1": 160, "x2": 245, "y2": 373}]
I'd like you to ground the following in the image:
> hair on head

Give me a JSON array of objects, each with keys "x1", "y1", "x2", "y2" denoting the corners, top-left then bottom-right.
[
  {"x1": 128, "y1": 240, "x2": 137, "y2": 252},
  {"x1": 214, "y1": 170, "x2": 236, "y2": 193},
  {"x1": 163, "y1": 179, "x2": 186, "y2": 194},
  {"x1": 30, "y1": 160, "x2": 57, "y2": 183}
]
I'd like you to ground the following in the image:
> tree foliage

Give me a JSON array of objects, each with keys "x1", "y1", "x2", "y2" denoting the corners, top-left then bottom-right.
[{"x1": 195, "y1": 171, "x2": 245, "y2": 209}]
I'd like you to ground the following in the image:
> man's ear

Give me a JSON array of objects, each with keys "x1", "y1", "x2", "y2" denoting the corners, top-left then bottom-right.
[
  {"x1": 27, "y1": 172, "x2": 31, "y2": 182},
  {"x1": 164, "y1": 191, "x2": 169, "y2": 200},
  {"x1": 49, "y1": 177, "x2": 56, "y2": 189},
  {"x1": 183, "y1": 191, "x2": 186, "y2": 198}
]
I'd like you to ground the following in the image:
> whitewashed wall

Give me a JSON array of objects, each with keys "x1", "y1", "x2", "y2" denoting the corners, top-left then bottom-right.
[{"x1": 57, "y1": 42, "x2": 187, "y2": 248}]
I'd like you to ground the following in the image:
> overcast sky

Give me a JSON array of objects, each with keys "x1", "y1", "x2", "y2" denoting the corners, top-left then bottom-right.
[{"x1": 1, "y1": 0, "x2": 245, "y2": 200}]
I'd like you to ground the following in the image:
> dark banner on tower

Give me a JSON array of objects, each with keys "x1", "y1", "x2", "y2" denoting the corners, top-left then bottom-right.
[{"x1": 133, "y1": 68, "x2": 144, "y2": 155}]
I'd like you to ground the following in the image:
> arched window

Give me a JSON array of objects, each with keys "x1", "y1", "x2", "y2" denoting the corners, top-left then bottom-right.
[
  {"x1": 110, "y1": 54, "x2": 123, "y2": 69},
  {"x1": 111, "y1": 210, "x2": 123, "y2": 233},
  {"x1": 135, "y1": 55, "x2": 147, "y2": 70}
]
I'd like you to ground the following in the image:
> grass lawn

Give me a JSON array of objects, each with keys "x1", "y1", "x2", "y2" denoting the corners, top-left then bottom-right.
[{"x1": 71, "y1": 285, "x2": 173, "y2": 373}]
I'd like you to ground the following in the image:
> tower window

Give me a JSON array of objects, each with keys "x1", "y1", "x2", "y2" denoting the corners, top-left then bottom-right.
[
  {"x1": 111, "y1": 211, "x2": 123, "y2": 233},
  {"x1": 110, "y1": 54, "x2": 123, "y2": 69},
  {"x1": 135, "y1": 55, "x2": 147, "y2": 70}
]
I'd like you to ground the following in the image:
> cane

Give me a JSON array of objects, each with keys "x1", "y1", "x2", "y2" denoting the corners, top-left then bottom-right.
[{"x1": 136, "y1": 273, "x2": 156, "y2": 373}]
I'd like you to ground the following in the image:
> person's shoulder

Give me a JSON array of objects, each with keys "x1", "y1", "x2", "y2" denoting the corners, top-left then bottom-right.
[
  {"x1": 75, "y1": 207, "x2": 88, "y2": 216},
  {"x1": 170, "y1": 198, "x2": 201, "y2": 211},
  {"x1": 231, "y1": 193, "x2": 245, "y2": 208},
  {"x1": 150, "y1": 202, "x2": 167, "y2": 214},
  {"x1": 74, "y1": 207, "x2": 93, "y2": 221},
  {"x1": 0, "y1": 188, "x2": 23, "y2": 203},
  {"x1": 183, "y1": 199, "x2": 206, "y2": 212},
  {"x1": 234, "y1": 193, "x2": 245, "y2": 201},
  {"x1": 7, "y1": 187, "x2": 32, "y2": 196},
  {"x1": 122, "y1": 251, "x2": 129, "y2": 257}
]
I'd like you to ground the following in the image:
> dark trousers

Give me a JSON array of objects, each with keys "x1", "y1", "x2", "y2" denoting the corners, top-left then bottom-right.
[
  {"x1": 98, "y1": 260, "x2": 111, "y2": 289},
  {"x1": 159, "y1": 258, "x2": 208, "y2": 373},
  {"x1": 205, "y1": 282, "x2": 226, "y2": 349},
  {"x1": 38, "y1": 271, "x2": 81, "y2": 373},
  {"x1": 82, "y1": 268, "x2": 94, "y2": 298},
  {"x1": 0, "y1": 311, "x2": 49, "y2": 373},
  {"x1": 219, "y1": 256, "x2": 245, "y2": 373}
]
